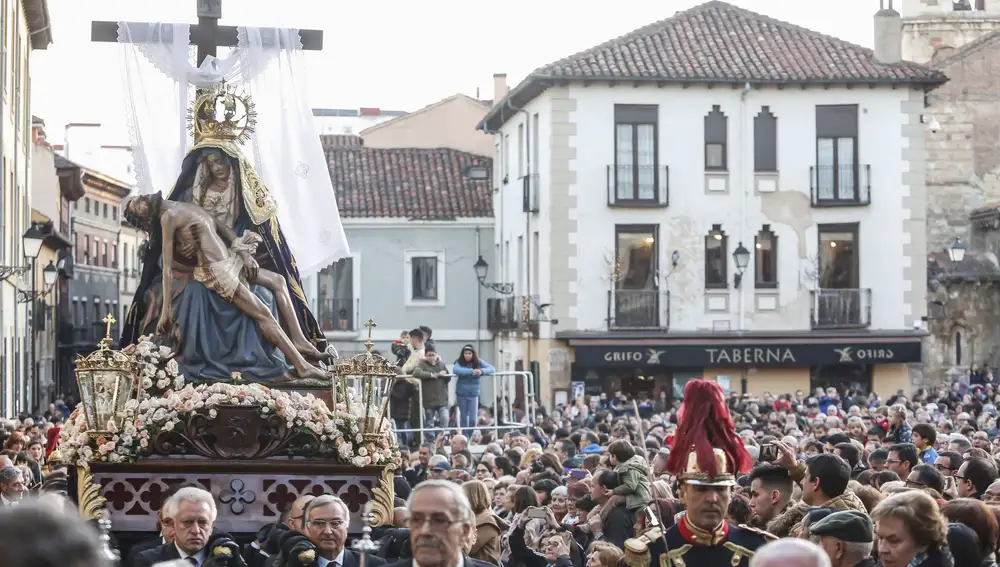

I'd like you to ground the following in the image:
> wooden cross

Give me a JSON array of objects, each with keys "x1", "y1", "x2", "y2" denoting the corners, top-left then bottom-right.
[
  {"x1": 90, "y1": 0, "x2": 324, "y2": 67},
  {"x1": 363, "y1": 319, "x2": 377, "y2": 341},
  {"x1": 102, "y1": 313, "x2": 117, "y2": 339}
]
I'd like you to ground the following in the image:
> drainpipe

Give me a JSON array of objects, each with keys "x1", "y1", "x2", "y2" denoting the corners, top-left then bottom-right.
[
  {"x1": 12, "y1": 41, "x2": 21, "y2": 415},
  {"x1": 508, "y1": 103, "x2": 532, "y2": 409},
  {"x1": 0, "y1": 43, "x2": 6, "y2": 416},
  {"x1": 739, "y1": 82, "x2": 751, "y2": 333},
  {"x1": 475, "y1": 226, "x2": 482, "y2": 356}
]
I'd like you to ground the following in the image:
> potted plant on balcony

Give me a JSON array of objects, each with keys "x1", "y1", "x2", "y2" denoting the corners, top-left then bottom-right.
[{"x1": 338, "y1": 307, "x2": 350, "y2": 331}]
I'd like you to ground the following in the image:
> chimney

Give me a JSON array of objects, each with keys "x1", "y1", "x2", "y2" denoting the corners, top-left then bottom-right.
[
  {"x1": 493, "y1": 73, "x2": 508, "y2": 107},
  {"x1": 874, "y1": 0, "x2": 903, "y2": 64}
]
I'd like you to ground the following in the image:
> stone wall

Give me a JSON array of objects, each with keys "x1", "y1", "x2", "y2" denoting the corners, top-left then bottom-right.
[
  {"x1": 924, "y1": 279, "x2": 1000, "y2": 381},
  {"x1": 925, "y1": 36, "x2": 1000, "y2": 252}
]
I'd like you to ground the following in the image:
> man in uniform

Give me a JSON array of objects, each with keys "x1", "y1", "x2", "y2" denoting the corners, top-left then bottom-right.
[{"x1": 626, "y1": 379, "x2": 774, "y2": 567}]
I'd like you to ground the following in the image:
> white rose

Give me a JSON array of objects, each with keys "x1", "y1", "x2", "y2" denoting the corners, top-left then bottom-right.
[
  {"x1": 156, "y1": 378, "x2": 170, "y2": 389},
  {"x1": 163, "y1": 421, "x2": 175, "y2": 432},
  {"x1": 209, "y1": 409, "x2": 218, "y2": 419}
]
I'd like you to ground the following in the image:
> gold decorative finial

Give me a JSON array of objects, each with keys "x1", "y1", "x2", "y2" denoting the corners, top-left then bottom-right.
[
  {"x1": 363, "y1": 319, "x2": 377, "y2": 352},
  {"x1": 97, "y1": 313, "x2": 117, "y2": 349}
]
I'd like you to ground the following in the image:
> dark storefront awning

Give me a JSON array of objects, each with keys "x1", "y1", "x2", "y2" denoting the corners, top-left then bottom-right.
[{"x1": 563, "y1": 330, "x2": 925, "y2": 368}]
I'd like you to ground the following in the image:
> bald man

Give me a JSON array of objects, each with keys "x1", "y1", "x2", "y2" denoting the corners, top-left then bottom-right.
[
  {"x1": 0, "y1": 456, "x2": 12, "y2": 469},
  {"x1": 287, "y1": 495, "x2": 316, "y2": 532},
  {"x1": 750, "y1": 539, "x2": 832, "y2": 567}
]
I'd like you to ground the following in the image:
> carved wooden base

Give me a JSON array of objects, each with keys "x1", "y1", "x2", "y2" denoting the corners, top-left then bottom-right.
[{"x1": 86, "y1": 459, "x2": 393, "y2": 534}]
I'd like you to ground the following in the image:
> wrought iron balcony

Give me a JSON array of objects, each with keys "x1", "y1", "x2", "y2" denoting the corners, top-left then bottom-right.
[
  {"x1": 606, "y1": 165, "x2": 669, "y2": 207},
  {"x1": 607, "y1": 289, "x2": 671, "y2": 330},
  {"x1": 810, "y1": 164, "x2": 871, "y2": 207},
  {"x1": 487, "y1": 297, "x2": 519, "y2": 332},
  {"x1": 62, "y1": 322, "x2": 116, "y2": 347},
  {"x1": 317, "y1": 297, "x2": 361, "y2": 332},
  {"x1": 810, "y1": 288, "x2": 872, "y2": 329}
]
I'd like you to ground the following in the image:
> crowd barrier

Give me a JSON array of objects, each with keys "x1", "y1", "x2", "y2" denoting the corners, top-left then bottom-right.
[{"x1": 388, "y1": 371, "x2": 537, "y2": 438}]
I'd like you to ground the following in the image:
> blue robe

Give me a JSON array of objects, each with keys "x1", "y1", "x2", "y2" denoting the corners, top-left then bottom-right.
[{"x1": 119, "y1": 146, "x2": 327, "y2": 383}]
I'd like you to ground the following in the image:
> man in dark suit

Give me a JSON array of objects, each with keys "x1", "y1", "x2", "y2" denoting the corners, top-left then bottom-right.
[
  {"x1": 385, "y1": 480, "x2": 494, "y2": 567},
  {"x1": 124, "y1": 482, "x2": 199, "y2": 567},
  {"x1": 136, "y1": 486, "x2": 242, "y2": 567},
  {"x1": 302, "y1": 495, "x2": 387, "y2": 567}
]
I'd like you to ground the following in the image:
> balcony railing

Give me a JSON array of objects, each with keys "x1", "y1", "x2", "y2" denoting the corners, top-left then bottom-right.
[
  {"x1": 607, "y1": 289, "x2": 671, "y2": 330},
  {"x1": 487, "y1": 297, "x2": 518, "y2": 332},
  {"x1": 317, "y1": 297, "x2": 360, "y2": 332},
  {"x1": 810, "y1": 288, "x2": 872, "y2": 329},
  {"x1": 810, "y1": 164, "x2": 871, "y2": 206},
  {"x1": 606, "y1": 165, "x2": 669, "y2": 207}
]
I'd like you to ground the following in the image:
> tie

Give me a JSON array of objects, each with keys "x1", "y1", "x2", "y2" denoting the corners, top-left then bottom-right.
[{"x1": 186, "y1": 558, "x2": 198, "y2": 567}]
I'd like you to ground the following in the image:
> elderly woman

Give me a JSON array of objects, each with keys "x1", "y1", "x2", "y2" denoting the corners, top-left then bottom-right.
[
  {"x1": 872, "y1": 490, "x2": 953, "y2": 567},
  {"x1": 463, "y1": 479, "x2": 509, "y2": 565},
  {"x1": 584, "y1": 541, "x2": 622, "y2": 567}
]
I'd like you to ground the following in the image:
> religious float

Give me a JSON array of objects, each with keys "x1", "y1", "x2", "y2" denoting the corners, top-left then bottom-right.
[
  {"x1": 53, "y1": 316, "x2": 400, "y2": 547},
  {"x1": 51, "y1": 77, "x2": 397, "y2": 552}
]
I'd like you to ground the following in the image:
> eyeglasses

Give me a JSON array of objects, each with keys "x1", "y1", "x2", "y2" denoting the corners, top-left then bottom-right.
[
  {"x1": 308, "y1": 519, "x2": 346, "y2": 531},
  {"x1": 885, "y1": 459, "x2": 902, "y2": 465},
  {"x1": 905, "y1": 480, "x2": 926, "y2": 489},
  {"x1": 934, "y1": 464, "x2": 954, "y2": 472},
  {"x1": 408, "y1": 515, "x2": 462, "y2": 531}
]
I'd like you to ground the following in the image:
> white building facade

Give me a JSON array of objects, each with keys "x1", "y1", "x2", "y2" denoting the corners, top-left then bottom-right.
[{"x1": 480, "y1": 1, "x2": 946, "y2": 407}]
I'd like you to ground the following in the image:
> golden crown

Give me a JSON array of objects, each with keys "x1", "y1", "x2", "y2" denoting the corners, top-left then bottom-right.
[{"x1": 186, "y1": 81, "x2": 257, "y2": 146}]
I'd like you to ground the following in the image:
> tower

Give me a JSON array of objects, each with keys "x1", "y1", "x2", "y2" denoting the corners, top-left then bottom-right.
[{"x1": 902, "y1": 0, "x2": 1000, "y2": 63}]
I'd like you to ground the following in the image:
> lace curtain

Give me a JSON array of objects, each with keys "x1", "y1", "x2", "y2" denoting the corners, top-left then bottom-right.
[{"x1": 117, "y1": 22, "x2": 349, "y2": 277}]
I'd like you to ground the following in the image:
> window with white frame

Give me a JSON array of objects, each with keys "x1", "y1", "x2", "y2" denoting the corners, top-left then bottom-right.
[{"x1": 404, "y1": 251, "x2": 445, "y2": 306}]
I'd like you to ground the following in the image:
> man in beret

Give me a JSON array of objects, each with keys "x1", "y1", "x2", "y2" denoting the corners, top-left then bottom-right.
[{"x1": 808, "y1": 510, "x2": 877, "y2": 567}]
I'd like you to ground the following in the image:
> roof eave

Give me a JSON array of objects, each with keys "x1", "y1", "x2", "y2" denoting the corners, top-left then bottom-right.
[
  {"x1": 23, "y1": 0, "x2": 53, "y2": 50},
  {"x1": 479, "y1": 73, "x2": 949, "y2": 132}
]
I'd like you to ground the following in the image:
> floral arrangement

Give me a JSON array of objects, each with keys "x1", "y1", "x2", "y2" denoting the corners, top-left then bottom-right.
[{"x1": 57, "y1": 337, "x2": 400, "y2": 469}]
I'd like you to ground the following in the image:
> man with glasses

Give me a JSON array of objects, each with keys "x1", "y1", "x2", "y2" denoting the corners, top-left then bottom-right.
[
  {"x1": 885, "y1": 443, "x2": 917, "y2": 480},
  {"x1": 303, "y1": 495, "x2": 386, "y2": 567},
  {"x1": 0, "y1": 467, "x2": 25, "y2": 506},
  {"x1": 956, "y1": 456, "x2": 999, "y2": 500},
  {"x1": 388, "y1": 479, "x2": 492, "y2": 567}
]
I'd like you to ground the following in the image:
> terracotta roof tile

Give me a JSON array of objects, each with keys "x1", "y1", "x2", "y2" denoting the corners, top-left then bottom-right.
[
  {"x1": 325, "y1": 145, "x2": 493, "y2": 220},
  {"x1": 482, "y1": 1, "x2": 946, "y2": 130},
  {"x1": 535, "y1": 1, "x2": 944, "y2": 84},
  {"x1": 320, "y1": 134, "x2": 364, "y2": 149}
]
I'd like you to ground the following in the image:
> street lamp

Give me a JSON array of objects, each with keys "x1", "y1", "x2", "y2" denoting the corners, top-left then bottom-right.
[
  {"x1": 22, "y1": 223, "x2": 45, "y2": 261},
  {"x1": 732, "y1": 241, "x2": 751, "y2": 288},
  {"x1": 473, "y1": 255, "x2": 513, "y2": 294},
  {"x1": 949, "y1": 238, "x2": 966, "y2": 264}
]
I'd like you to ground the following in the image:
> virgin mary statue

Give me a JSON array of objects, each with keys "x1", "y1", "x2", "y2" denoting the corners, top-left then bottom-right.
[{"x1": 120, "y1": 84, "x2": 329, "y2": 384}]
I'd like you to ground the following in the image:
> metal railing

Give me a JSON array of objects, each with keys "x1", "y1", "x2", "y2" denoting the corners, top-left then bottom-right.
[
  {"x1": 317, "y1": 297, "x2": 360, "y2": 332},
  {"x1": 810, "y1": 164, "x2": 871, "y2": 206},
  {"x1": 388, "y1": 371, "x2": 537, "y2": 437},
  {"x1": 810, "y1": 288, "x2": 872, "y2": 329},
  {"x1": 487, "y1": 297, "x2": 518, "y2": 331},
  {"x1": 607, "y1": 289, "x2": 670, "y2": 330},
  {"x1": 606, "y1": 164, "x2": 669, "y2": 207}
]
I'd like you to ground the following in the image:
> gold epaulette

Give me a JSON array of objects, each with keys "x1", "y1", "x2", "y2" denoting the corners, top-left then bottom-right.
[{"x1": 737, "y1": 524, "x2": 778, "y2": 541}]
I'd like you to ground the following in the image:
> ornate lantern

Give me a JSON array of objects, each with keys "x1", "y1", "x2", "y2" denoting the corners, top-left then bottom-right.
[
  {"x1": 334, "y1": 319, "x2": 399, "y2": 441},
  {"x1": 74, "y1": 314, "x2": 139, "y2": 436}
]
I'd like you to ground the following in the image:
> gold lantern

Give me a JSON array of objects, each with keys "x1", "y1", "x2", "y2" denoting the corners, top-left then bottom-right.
[
  {"x1": 74, "y1": 314, "x2": 139, "y2": 436},
  {"x1": 334, "y1": 319, "x2": 399, "y2": 441}
]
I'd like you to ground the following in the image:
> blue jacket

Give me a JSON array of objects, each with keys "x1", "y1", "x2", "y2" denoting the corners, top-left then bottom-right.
[{"x1": 453, "y1": 361, "x2": 495, "y2": 397}]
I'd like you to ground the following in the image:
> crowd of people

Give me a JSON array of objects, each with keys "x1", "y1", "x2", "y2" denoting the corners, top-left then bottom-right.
[{"x1": 6, "y1": 373, "x2": 1000, "y2": 567}]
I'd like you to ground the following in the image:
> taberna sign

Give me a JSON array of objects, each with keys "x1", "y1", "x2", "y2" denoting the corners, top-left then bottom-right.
[{"x1": 576, "y1": 340, "x2": 922, "y2": 367}]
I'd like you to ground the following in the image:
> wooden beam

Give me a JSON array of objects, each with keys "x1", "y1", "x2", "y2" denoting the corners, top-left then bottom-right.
[{"x1": 90, "y1": 21, "x2": 324, "y2": 51}]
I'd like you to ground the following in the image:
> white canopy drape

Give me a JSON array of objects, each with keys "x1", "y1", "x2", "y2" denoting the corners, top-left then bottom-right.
[{"x1": 117, "y1": 22, "x2": 349, "y2": 276}]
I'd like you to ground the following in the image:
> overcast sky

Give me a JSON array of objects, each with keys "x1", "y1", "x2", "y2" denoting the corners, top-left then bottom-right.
[{"x1": 30, "y1": 0, "x2": 878, "y2": 143}]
